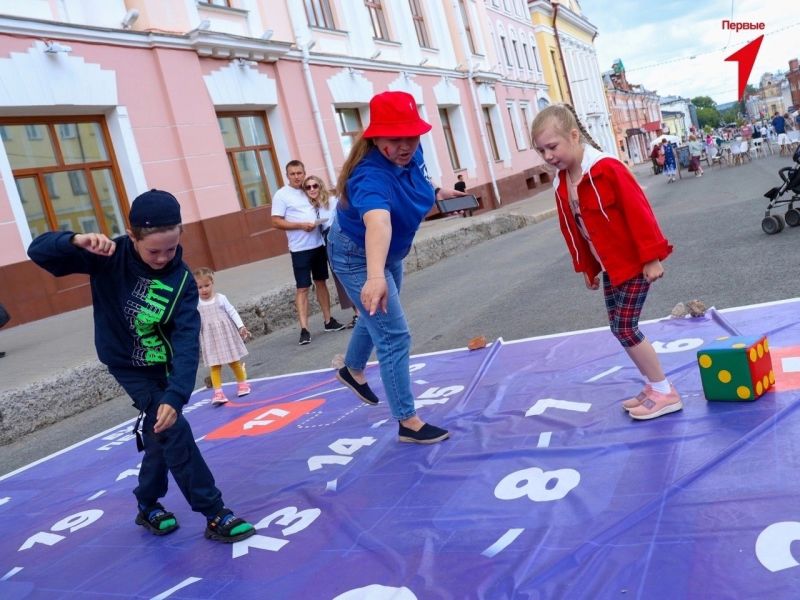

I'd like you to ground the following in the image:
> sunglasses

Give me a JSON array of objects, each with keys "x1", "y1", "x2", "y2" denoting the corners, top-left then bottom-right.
[{"x1": 304, "y1": 183, "x2": 320, "y2": 190}]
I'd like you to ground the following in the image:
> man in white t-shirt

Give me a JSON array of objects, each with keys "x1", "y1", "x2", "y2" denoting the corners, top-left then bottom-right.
[{"x1": 271, "y1": 160, "x2": 345, "y2": 345}]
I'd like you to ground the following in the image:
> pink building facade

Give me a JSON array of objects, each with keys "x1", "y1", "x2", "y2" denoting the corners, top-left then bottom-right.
[{"x1": 0, "y1": 0, "x2": 552, "y2": 325}]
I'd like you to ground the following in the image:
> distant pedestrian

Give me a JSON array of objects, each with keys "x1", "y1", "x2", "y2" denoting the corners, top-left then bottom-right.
[
  {"x1": 660, "y1": 138, "x2": 677, "y2": 183},
  {"x1": 271, "y1": 160, "x2": 346, "y2": 345},
  {"x1": 328, "y1": 90, "x2": 462, "y2": 443},
  {"x1": 27, "y1": 189, "x2": 256, "y2": 543},
  {"x1": 650, "y1": 143, "x2": 664, "y2": 175},
  {"x1": 687, "y1": 134, "x2": 704, "y2": 177},
  {"x1": 772, "y1": 112, "x2": 789, "y2": 155},
  {"x1": 193, "y1": 267, "x2": 251, "y2": 406},
  {"x1": 532, "y1": 104, "x2": 681, "y2": 420},
  {"x1": 454, "y1": 174, "x2": 467, "y2": 193}
]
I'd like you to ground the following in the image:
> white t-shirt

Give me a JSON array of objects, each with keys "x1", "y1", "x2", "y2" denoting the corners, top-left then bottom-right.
[
  {"x1": 317, "y1": 195, "x2": 339, "y2": 231},
  {"x1": 271, "y1": 185, "x2": 324, "y2": 252}
]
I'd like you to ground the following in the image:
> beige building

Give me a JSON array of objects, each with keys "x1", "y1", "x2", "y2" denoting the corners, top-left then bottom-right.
[{"x1": 529, "y1": 0, "x2": 616, "y2": 156}]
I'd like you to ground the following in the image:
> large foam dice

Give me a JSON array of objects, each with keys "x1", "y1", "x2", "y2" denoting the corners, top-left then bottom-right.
[{"x1": 697, "y1": 335, "x2": 774, "y2": 401}]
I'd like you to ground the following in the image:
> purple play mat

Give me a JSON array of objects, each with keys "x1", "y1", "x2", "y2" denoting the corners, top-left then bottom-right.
[{"x1": 3, "y1": 300, "x2": 800, "y2": 599}]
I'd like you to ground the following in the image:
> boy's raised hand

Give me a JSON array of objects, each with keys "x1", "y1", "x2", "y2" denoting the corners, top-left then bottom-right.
[{"x1": 71, "y1": 232, "x2": 116, "y2": 257}]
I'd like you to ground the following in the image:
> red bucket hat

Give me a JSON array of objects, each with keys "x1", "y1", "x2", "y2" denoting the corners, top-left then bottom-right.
[{"x1": 362, "y1": 91, "x2": 432, "y2": 138}]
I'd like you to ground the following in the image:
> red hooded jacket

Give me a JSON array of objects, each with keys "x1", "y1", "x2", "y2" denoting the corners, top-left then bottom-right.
[{"x1": 554, "y1": 145, "x2": 672, "y2": 286}]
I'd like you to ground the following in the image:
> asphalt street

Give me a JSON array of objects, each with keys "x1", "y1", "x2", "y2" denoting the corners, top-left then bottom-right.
[{"x1": 1, "y1": 152, "x2": 796, "y2": 475}]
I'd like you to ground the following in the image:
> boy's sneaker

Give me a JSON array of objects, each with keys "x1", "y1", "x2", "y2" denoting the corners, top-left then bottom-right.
[
  {"x1": 204, "y1": 508, "x2": 256, "y2": 543},
  {"x1": 324, "y1": 317, "x2": 346, "y2": 332},
  {"x1": 398, "y1": 423, "x2": 450, "y2": 444},
  {"x1": 299, "y1": 328, "x2": 311, "y2": 345},
  {"x1": 336, "y1": 366, "x2": 380, "y2": 405},
  {"x1": 211, "y1": 390, "x2": 229, "y2": 406},
  {"x1": 628, "y1": 385, "x2": 683, "y2": 420},
  {"x1": 135, "y1": 502, "x2": 179, "y2": 536},
  {"x1": 347, "y1": 315, "x2": 358, "y2": 328},
  {"x1": 622, "y1": 385, "x2": 650, "y2": 412},
  {"x1": 236, "y1": 382, "x2": 251, "y2": 397}
]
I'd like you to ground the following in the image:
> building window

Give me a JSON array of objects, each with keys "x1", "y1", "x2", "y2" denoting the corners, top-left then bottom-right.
[
  {"x1": 520, "y1": 103, "x2": 533, "y2": 144},
  {"x1": 200, "y1": 0, "x2": 232, "y2": 6},
  {"x1": 408, "y1": 0, "x2": 431, "y2": 48},
  {"x1": 550, "y1": 49, "x2": 566, "y2": 99},
  {"x1": 305, "y1": 0, "x2": 335, "y2": 29},
  {"x1": 2, "y1": 118, "x2": 127, "y2": 238},
  {"x1": 335, "y1": 108, "x2": 363, "y2": 157},
  {"x1": 521, "y1": 43, "x2": 532, "y2": 71},
  {"x1": 25, "y1": 125, "x2": 43, "y2": 140},
  {"x1": 512, "y1": 39, "x2": 522, "y2": 69},
  {"x1": 439, "y1": 108, "x2": 461, "y2": 170},
  {"x1": 501, "y1": 36, "x2": 512, "y2": 67},
  {"x1": 217, "y1": 112, "x2": 282, "y2": 209},
  {"x1": 458, "y1": 0, "x2": 476, "y2": 54},
  {"x1": 507, "y1": 104, "x2": 525, "y2": 150},
  {"x1": 531, "y1": 42, "x2": 542, "y2": 73},
  {"x1": 2, "y1": 117, "x2": 125, "y2": 237},
  {"x1": 365, "y1": 0, "x2": 390, "y2": 40},
  {"x1": 483, "y1": 107, "x2": 500, "y2": 161}
]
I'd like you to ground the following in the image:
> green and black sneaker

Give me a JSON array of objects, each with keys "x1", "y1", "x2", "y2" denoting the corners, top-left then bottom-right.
[
  {"x1": 204, "y1": 508, "x2": 256, "y2": 543},
  {"x1": 135, "y1": 503, "x2": 179, "y2": 536}
]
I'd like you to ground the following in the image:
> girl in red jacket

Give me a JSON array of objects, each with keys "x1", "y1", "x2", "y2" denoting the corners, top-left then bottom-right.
[{"x1": 531, "y1": 104, "x2": 682, "y2": 420}]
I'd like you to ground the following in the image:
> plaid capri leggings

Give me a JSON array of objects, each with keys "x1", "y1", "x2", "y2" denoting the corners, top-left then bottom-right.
[{"x1": 602, "y1": 273, "x2": 650, "y2": 348}]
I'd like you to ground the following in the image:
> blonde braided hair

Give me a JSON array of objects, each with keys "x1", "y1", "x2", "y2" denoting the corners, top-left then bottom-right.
[{"x1": 531, "y1": 103, "x2": 602, "y2": 151}]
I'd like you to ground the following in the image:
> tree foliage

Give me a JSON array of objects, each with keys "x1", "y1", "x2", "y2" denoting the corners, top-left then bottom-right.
[
  {"x1": 696, "y1": 106, "x2": 721, "y2": 128},
  {"x1": 692, "y1": 96, "x2": 717, "y2": 109}
]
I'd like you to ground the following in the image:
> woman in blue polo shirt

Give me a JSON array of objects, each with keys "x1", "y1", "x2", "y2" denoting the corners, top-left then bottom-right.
[{"x1": 328, "y1": 91, "x2": 462, "y2": 444}]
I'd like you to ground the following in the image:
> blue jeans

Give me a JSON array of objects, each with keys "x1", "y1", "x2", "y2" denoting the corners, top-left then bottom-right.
[{"x1": 327, "y1": 223, "x2": 416, "y2": 421}]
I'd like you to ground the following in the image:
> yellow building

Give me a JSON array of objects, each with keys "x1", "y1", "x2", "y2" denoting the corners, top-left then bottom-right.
[{"x1": 529, "y1": 0, "x2": 616, "y2": 155}]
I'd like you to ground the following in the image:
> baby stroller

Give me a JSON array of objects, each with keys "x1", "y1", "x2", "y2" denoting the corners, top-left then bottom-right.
[{"x1": 761, "y1": 146, "x2": 800, "y2": 234}]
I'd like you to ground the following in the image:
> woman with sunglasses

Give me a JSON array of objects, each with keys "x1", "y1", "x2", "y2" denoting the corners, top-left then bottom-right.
[
  {"x1": 303, "y1": 175, "x2": 358, "y2": 328},
  {"x1": 327, "y1": 91, "x2": 463, "y2": 445}
]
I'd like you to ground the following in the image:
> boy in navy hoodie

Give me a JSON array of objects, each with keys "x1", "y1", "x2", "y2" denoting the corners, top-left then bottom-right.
[{"x1": 28, "y1": 189, "x2": 255, "y2": 543}]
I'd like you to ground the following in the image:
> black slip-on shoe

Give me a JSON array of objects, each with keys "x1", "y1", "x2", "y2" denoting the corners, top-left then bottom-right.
[
  {"x1": 336, "y1": 366, "x2": 380, "y2": 405},
  {"x1": 398, "y1": 423, "x2": 450, "y2": 444}
]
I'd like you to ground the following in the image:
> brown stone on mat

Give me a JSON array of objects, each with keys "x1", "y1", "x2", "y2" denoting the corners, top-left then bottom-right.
[{"x1": 468, "y1": 335, "x2": 488, "y2": 350}]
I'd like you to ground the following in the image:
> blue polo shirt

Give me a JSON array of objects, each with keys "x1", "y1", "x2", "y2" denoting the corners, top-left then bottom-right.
[
  {"x1": 337, "y1": 146, "x2": 435, "y2": 261},
  {"x1": 772, "y1": 115, "x2": 786, "y2": 134}
]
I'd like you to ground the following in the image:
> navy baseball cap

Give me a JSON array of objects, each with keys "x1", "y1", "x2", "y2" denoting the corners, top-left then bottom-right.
[{"x1": 129, "y1": 189, "x2": 182, "y2": 227}]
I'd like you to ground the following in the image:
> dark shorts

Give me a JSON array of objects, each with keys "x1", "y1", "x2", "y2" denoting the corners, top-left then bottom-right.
[{"x1": 291, "y1": 246, "x2": 329, "y2": 288}]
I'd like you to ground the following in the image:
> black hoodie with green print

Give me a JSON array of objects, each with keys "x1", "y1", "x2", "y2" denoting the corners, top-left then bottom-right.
[{"x1": 28, "y1": 231, "x2": 199, "y2": 412}]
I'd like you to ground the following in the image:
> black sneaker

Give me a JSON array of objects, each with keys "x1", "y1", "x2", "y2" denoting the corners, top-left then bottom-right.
[
  {"x1": 398, "y1": 423, "x2": 450, "y2": 444},
  {"x1": 347, "y1": 315, "x2": 358, "y2": 329},
  {"x1": 324, "y1": 317, "x2": 346, "y2": 332},
  {"x1": 336, "y1": 366, "x2": 380, "y2": 405},
  {"x1": 299, "y1": 328, "x2": 311, "y2": 345}
]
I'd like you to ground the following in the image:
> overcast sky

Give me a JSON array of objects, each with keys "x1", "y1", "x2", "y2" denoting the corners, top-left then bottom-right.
[{"x1": 577, "y1": 0, "x2": 798, "y2": 105}]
